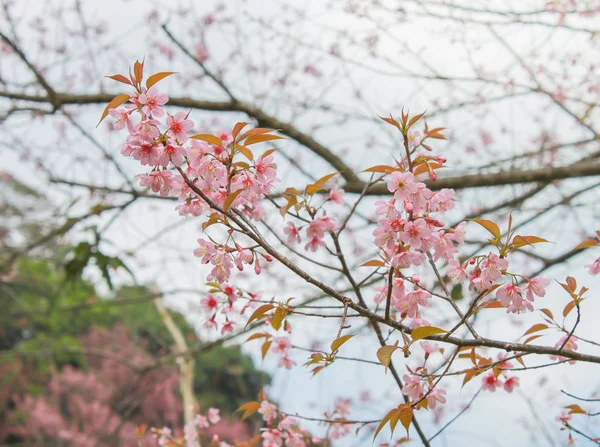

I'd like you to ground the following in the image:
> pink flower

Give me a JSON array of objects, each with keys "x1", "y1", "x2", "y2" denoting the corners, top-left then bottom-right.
[
  {"x1": 272, "y1": 336, "x2": 291, "y2": 355},
  {"x1": 551, "y1": 336, "x2": 579, "y2": 364},
  {"x1": 194, "y1": 414, "x2": 209, "y2": 429},
  {"x1": 585, "y1": 258, "x2": 600, "y2": 275},
  {"x1": 328, "y1": 185, "x2": 345, "y2": 204},
  {"x1": 447, "y1": 259, "x2": 467, "y2": 282},
  {"x1": 481, "y1": 373, "x2": 501, "y2": 392},
  {"x1": 167, "y1": 111, "x2": 194, "y2": 142},
  {"x1": 555, "y1": 411, "x2": 572, "y2": 424},
  {"x1": 401, "y1": 218, "x2": 431, "y2": 250},
  {"x1": 137, "y1": 170, "x2": 174, "y2": 197},
  {"x1": 208, "y1": 408, "x2": 221, "y2": 424},
  {"x1": 284, "y1": 222, "x2": 301, "y2": 244},
  {"x1": 221, "y1": 320, "x2": 234, "y2": 335},
  {"x1": 429, "y1": 189, "x2": 455, "y2": 213},
  {"x1": 277, "y1": 356, "x2": 296, "y2": 369},
  {"x1": 261, "y1": 429, "x2": 283, "y2": 447},
  {"x1": 427, "y1": 388, "x2": 447, "y2": 409},
  {"x1": 388, "y1": 172, "x2": 418, "y2": 201},
  {"x1": 481, "y1": 253, "x2": 508, "y2": 283},
  {"x1": 201, "y1": 294, "x2": 219, "y2": 312},
  {"x1": 255, "y1": 153, "x2": 278, "y2": 185},
  {"x1": 402, "y1": 374, "x2": 424, "y2": 401},
  {"x1": 258, "y1": 401, "x2": 278, "y2": 423},
  {"x1": 194, "y1": 238, "x2": 216, "y2": 261},
  {"x1": 523, "y1": 277, "x2": 550, "y2": 301},
  {"x1": 497, "y1": 283, "x2": 532, "y2": 313},
  {"x1": 503, "y1": 376, "x2": 519, "y2": 393},
  {"x1": 108, "y1": 106, "x2": 133, "y2": 131},
  {"x1": 305, "y1": 237, "x2": 326, "y2": 252},
  {"x1": 157, "y1": 142, "x2": 187, "y2": 167},
  {"x1": 420, "y1": 341, "x2": 440, "y2": 355},
  {"x1": 137, "y1": 86, "x2": 169, "y2": 117}
]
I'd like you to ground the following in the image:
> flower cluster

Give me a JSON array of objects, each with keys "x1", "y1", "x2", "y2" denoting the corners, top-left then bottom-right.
[
  {"x1": 480, "y1": 354, "x2": 520, "y2": 393},
  {"x1": 371, "y1": 170, "x2": 462, "y2": 323},
  {"x1": 153, "y1": 408, "x2": 226, "y2": 447},
  {"x1": 257, "y1": 400, "x2": 320, "y2": 447},
  {"x1": 107, "y1": 68, "x2": 280, "y2": 286}
]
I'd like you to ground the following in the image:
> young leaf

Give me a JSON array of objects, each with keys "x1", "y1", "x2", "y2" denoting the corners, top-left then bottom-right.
[
  {"x1": 376, "y1": 343, "x2": 399, "y2": 373},
  {"x1": 521, "y1": 323, "x2": 548, "y2": 337},
  {"x1": 563, "y1": 301, "x2": 576, "y2": 317},
  {"x1": 133, "y1": 59, "x2": 144, "y2": 84},
  {"x1": 362, "y1": 165, "x2": 397, "y2": 174},
  {"x1": 361, "y1": 259, "x2": 386, "y2": 267},
  {"x1": 305, "y1": 184, "x2": 325, "y2": 196},
  {"x1": 224, "y1": 189, "x2": 244, "y2": 212},
  {"x1": 190, "y1": 133, "x2": 224, "y2": 146},
  {"x1": 107, "y1": 74, "x2": 132, "y2": 85},
  {"x1": 146, "y1": 71, "x2": 176, "y2": 88},
  {"x1": 235, "y1": 401, "x2": 261, "y2": 420},
  {"x1": 411, "y1": 326, "x2": 447, "y2": 342},
  {"x1": 565, "y1": 404, "x2": 587, "y2": 415},
  {"x1": 234, "y1": 144, "x2": 253, "y2": 161},
  {"x1": 377, "y1": 114, "x2": 401, "y2": 130},
  {"x1": 373, "y1": 408, "x2": 396, "y2": 440},
  {"x1": 315, "y1": 172, "x2": 340, "y2": 186},
  {"x1": 232, "y1": 122, "x2": 249, "y2": 139},
  {"x1": 270, "y1": 306, "x2": 288, "y2": 330},
  {"x1": 574, "y1": 239, "x2": 598, "y2": 250},
  {"x1": 398, "y1": 405, "x2": 414, "y2": 433},
  {"x1": 244, "y1": 133, "x2": 284, "y2": 146},
  {"x1": 246, "y1": 332, "x2": 270, "y2": 342},
  {"x1": 330, "y1": 334, "x2": 356, "y2": 352},
  {"x1": 540, "y1": 308, "x2": 554, "y2": 320},
  {"x1": 469, "y1": 219, "x2": 501, "y2": 240},
  {"x1": 261, "y1": 340, "x2": 272, "y2": 359},
  {"x1": 245, "y1": 304, "x2": 274, "y2": 328},
  {"x1": 408, "y1": 111, "x2": 426, "y2": 129},
  {"x1": 512, "y1": 235, "x2": 550, "y2": 249},
  {"x1": 97, "y1": 93, "x2": 130, "y2": 127}
]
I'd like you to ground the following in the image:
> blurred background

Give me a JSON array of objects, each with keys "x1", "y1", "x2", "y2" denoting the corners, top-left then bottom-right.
[{"x1": 1, "y1": 0, "x2": 600, "y2": 445}]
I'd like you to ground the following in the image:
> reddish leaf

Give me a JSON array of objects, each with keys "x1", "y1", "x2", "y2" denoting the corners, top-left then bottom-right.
[
  {"x1": 190, "y1": 133, "x2": 224, "y2": 146},
  {"x1": 362, "y1": 165, "x2": 398, "y2": 173},
  {"x1": 107, "y1": 74, "x2": 132, "y2": 85},
  {"x1": 563, "y1": 301, "x2": 576, "y2": 317},
  {"x1": 244, "y1": 133, "x2": 284, "y2": 146},
  {"x1": 224, "y1": 189, "x2": 244, "y2": 212},
  {"x1": 236, "y1": 401, "x2": 261, "y2": 420},
  {"x1": 261, "y1": 340, "x2": 272, "y2": 359},
  {"x1": 574, "y1": 239, "x2": 598, "y2": 250},
  {"x1": 522, "y1": 323, "x2": 548, "y2": 337},
  {"x1": 361, "y1": 259, "x2": 386, "y2": 267},
  {"x1": 232, "y1": 122, "x2": 249, "y2": 139},
  {"x1": 315, "y1": 172, "x2": 340, "y2": 186},
  {"x1": 97, "y1": 93, "x2": 130, "y2": 127},
  {"x1": 146, "y1": 71, "x2": 176, "y2": 88},
  {"x1": 245, "y1": 304, "x2": 274, "y2": 328}
]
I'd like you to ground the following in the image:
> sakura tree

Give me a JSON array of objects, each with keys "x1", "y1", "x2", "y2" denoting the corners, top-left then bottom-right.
[{"x1": 1, "y1": 1, "x2": 600, "y2": 446}]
